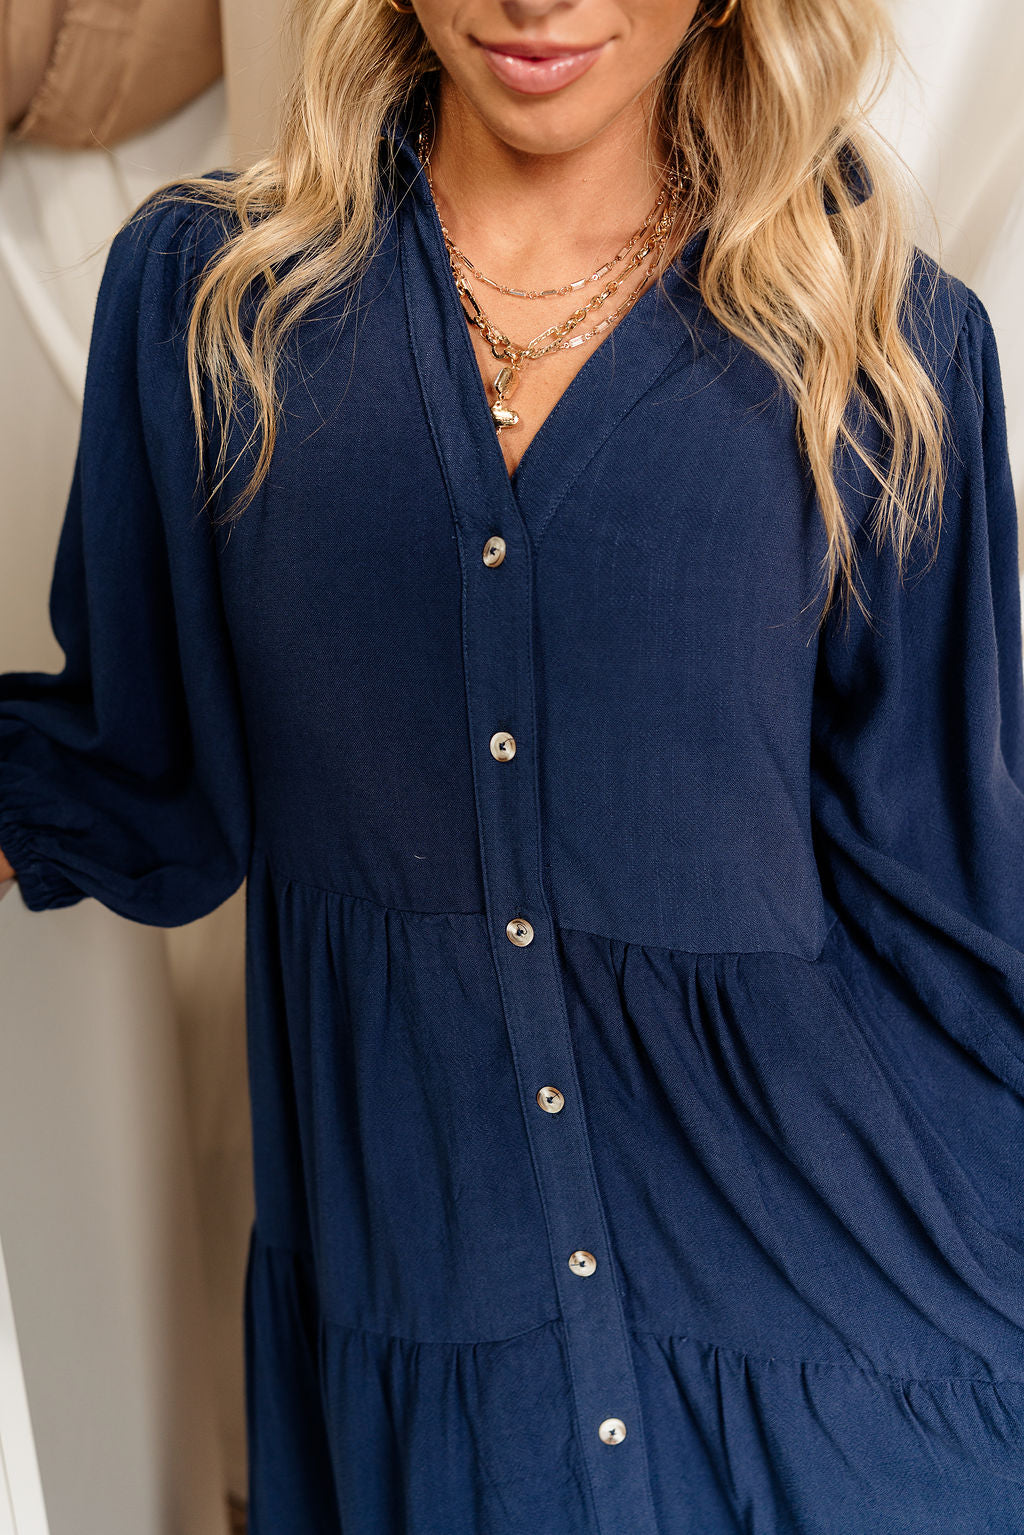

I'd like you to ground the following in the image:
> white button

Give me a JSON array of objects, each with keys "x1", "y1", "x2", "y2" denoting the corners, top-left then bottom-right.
[
  {"x1": 536, "y1": 1086, "x2": 565, "y2": 1114},
  {"x1": 482, "y1": 535, "x2": 506, "y2": 567},
  {"x1": 506, "y1": 917, "x2": 534, "y2": 946},
  {"x1": 568, "y1": 1249, "x2": 597, "y2": 1277},
  {"x1": 489, "y1": 730, "x2": 516, "y2": 762},
  {"x1": 598, "y1": 1417, "x2": 627, "y2": 1445}
]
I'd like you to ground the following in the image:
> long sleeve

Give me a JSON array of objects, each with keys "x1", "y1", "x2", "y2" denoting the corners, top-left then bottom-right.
[
  {"x1": 810, "y1": 280, "x2": 1024, "y2": 1093},
  {"x1": 0, "y1": 189, "x2": 252, "y2": 927}
]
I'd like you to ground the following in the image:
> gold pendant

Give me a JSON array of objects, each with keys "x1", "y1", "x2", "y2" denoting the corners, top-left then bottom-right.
[
  {"x1": 491, "y1": 364, "x2": 520, "y2": 434},
  {"x1": 491, "y1": 402, "x2": 519, "y2": 431}
]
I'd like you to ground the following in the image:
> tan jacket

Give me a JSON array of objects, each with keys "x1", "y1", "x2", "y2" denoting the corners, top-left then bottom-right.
[{"x1": 2, "y1": 0, "x2": 222, "y2": 149}]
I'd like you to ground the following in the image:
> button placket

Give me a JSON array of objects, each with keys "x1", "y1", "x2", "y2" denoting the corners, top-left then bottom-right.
[
  {"x1": 453, "y1": 513, "x2": 655, "y2": 1533},
  {"x1": 400, "y1": 206, "x2": 657, "y2": 1534}
]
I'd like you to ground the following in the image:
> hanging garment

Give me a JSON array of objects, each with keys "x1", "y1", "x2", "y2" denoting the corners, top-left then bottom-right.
[
  {"x1": 2, "y1": 0, "x2": 222, "y2": 152},
  {"x1": 1, "y1": 85, "x2": 1024, "y2": 1535}
]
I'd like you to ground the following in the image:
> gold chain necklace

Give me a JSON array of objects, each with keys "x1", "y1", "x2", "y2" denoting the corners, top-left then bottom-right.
[
  {"x1": 415, "y1": 121, "x2": 686, "y2": 433},
  {"x1": 427, "y1": 165, "x2": 675, "y2": 301}
]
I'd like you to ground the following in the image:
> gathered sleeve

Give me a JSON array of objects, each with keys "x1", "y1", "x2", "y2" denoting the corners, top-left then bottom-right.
[
  {"x1": 0, "y1": 189, "x2": 252, "y2": 926},
  {"x1": 810, "y1": 280, "x2": 1024, "y2": 1092}
]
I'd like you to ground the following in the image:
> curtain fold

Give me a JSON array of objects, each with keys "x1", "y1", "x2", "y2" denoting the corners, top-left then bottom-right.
[{"x1": 3, "y1": 0, "x2": 222, "y2": 150}]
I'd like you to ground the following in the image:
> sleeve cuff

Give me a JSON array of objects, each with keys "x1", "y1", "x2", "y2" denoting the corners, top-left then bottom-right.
[{"x1": 0, "y1": 810, "x2": 86, "y2": 913}]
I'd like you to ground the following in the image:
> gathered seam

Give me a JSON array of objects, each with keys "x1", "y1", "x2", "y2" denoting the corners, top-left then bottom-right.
[{"x1": 631, "y1": 1324, "x2": 1024, "y2": 1388}]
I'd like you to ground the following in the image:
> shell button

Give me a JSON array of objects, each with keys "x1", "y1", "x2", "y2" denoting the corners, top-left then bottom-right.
[{"x1": 506, "y1": 917, "x2": 534, "y2": 947}]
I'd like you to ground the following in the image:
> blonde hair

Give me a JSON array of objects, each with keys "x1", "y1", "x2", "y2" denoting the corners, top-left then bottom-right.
[{"x1": 140, "y1": 0, "x2": 945, "y2": 632}]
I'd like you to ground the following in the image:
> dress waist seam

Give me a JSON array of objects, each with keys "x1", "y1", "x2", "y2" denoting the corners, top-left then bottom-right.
[{"x1": 250, "y1": 842, "x2": 836, "y2": 959}]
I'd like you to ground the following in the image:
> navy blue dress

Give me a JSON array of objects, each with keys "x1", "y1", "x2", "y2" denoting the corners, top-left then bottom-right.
[{"x1": 2, "y1": 94, "x2": 1024, "y2": 1534}]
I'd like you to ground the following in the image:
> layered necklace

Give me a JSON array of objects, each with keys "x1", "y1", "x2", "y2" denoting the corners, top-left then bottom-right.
[{"x1": 415, "y1": 119, "x2": 688, "y2": 434}]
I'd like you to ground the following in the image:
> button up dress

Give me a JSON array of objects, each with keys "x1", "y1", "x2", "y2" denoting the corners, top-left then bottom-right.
[{"x1": 2, "y1": 94, "x2": 1024, "y2": 1534}]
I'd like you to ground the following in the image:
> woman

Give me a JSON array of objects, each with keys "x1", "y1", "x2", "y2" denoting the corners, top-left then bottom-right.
[{"x1": 1, "y1": 0, "x2": 1023, "y2": 1527}]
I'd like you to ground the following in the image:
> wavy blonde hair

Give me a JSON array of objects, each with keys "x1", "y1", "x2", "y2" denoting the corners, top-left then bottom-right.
[{"x1": 141, "y1": 0, "x2": 944, "y2": 632}]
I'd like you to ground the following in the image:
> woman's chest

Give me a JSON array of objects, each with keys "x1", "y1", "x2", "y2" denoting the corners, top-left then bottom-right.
[
  {"x1": 216, "y1": 292, "x2": 825, "y2": 725},
  {"x1": 212, "y1": 272, "x2": 833, "y2": 952}
]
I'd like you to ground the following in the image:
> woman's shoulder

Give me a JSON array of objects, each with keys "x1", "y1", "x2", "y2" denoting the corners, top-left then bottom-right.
[
  {"x1": 903, "y1": 245, "x2": 993, "y2": 396},
  {"x1": 76, "y1": 171, "x2": 245, "y2": 419},
  {"x1": 121, "y1": 166, "x2": 241, "y2": 246},
  {"x1": 101, "y1": 168, "x2": 242, "y2": 327}
]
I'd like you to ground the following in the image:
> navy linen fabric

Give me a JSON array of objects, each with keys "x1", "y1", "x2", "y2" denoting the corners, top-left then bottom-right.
[{"x1": 2, "y1": 87, "x2": 1024, "y2": 1533}]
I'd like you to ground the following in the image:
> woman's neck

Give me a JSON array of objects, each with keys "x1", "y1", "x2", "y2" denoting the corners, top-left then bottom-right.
[{"x1": 426, "y1": 77, "x2": 673, "y2": 286}]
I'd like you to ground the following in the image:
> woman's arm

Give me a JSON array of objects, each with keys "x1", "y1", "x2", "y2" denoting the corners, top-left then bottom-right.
[
  {"x1": 0, "y1": 187, "x2": 253, "y2": 925},
  {"x1": 810, "y1": 277, "x2": 1024, "y2": 1092}
]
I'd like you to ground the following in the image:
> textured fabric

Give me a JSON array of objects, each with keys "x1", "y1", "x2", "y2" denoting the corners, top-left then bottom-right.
[
  {"x1": 2, "y1": 87, "x2": 1024, "y2": 1533},
  {"x1": 2, "y1": 0, "x2": 222, "y2": 150}
]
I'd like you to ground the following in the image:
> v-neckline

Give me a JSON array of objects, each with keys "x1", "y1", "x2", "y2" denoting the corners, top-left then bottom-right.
[
  {"x1": 390, "y1": 98, "x2": 708, "y2": 545},
  {"x1": 492, "y1": 274, "x2": 666, "y2": 499},
  {"x1": 419, "y1": 167, "x2": 702, "y2": 509},
  {"x1": 491, "y1": 267, "x2": 680, "y2": 502}
]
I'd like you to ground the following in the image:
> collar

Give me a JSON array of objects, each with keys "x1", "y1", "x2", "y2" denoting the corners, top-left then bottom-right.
[{"x1": 827, "y1": 142, "x2": 873, "y2": 212}]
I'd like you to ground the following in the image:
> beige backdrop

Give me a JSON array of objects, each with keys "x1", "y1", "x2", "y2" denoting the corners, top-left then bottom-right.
[{"x1": 0, "y1": 4, "x2": 1021, "y2": 1531}]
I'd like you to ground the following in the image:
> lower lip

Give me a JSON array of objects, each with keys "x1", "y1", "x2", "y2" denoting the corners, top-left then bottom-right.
[{"x1": 477, "y1": 42, "x2": 605, "y2": 95}]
